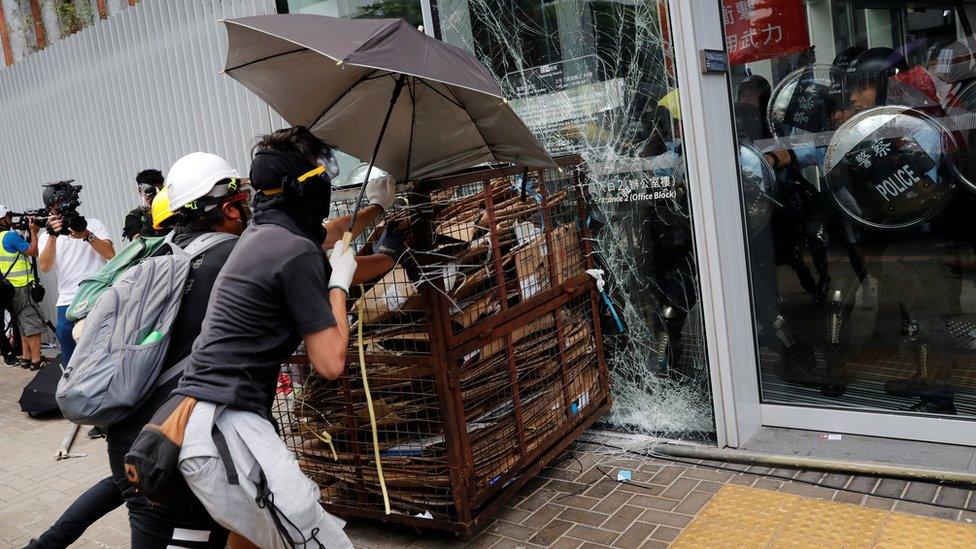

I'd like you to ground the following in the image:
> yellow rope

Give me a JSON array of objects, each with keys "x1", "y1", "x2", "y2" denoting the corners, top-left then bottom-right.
[
  {"x1": 358, "y1": 284, "x2": 391, "y2": 514},
  {"x1": 311, "y1": 430, "x2": 338, "y2": 461}
]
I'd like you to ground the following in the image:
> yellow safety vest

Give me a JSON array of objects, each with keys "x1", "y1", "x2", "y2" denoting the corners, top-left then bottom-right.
[{"x1": 0, "y1": 230, "x2": 33, "y2": 288}]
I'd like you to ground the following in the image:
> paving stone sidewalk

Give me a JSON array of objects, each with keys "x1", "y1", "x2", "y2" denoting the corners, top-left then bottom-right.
[{"x1": 2, "y1": 365, "x2": 975, "y2": 548}]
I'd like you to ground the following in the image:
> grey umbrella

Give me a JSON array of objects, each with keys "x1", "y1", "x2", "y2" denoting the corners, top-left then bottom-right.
[{"x1": 221, "y1": 14, "x2": 554, "y2": 187}]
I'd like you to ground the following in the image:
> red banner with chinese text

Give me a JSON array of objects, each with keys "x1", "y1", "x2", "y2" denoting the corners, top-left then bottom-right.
[{"x1": 722, "y1": 0, "x2": 810, "y2": 65}]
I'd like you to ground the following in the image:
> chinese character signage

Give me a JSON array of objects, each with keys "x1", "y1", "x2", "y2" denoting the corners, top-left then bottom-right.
[{"x1": 722, "y1": 0, "x2": 810, "y2": 65}]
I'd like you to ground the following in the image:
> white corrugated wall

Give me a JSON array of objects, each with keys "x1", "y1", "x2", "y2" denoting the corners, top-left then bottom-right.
[{"x1": 0, "y1": 0, "x2": 280, "y2": 317}]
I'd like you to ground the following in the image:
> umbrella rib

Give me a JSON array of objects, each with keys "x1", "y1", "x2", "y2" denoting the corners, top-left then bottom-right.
[
  {"x1": 225, "y1": 47, "x2": 308, "y2": 72},
  {"x1": 417, "y1": 79, "x2": 464, "y2": 109},
  {"x1": 443, "y1": 85, "x2": 497, "y2": 162},
  {"x1": 308, "y1": 68, "x2": 379, "y2": 130}
]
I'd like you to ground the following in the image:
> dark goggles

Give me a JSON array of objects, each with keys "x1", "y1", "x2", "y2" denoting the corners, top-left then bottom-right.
[{"x1": 138, "y1": 184, "x2": 159, "y2": 198}]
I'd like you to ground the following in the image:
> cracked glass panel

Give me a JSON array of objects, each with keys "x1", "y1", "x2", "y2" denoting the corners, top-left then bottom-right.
[
  {"x1": 437, "y1": 0, "x2": 715, "y2": 437},
  {"x1": 729, "y1": 0, "x2": 976, "y2": 419}
]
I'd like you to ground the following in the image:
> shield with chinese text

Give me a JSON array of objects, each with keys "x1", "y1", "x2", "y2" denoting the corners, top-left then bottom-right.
[
  {"x1": 768, "y1": 65, "x2": 845, "y2": 139},
  {"x1": 824, "y1": 106, "x2": 957, "y2": 229}
]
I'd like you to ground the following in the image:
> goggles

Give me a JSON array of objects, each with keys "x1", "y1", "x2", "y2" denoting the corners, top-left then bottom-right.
[
  {"x1": 260, "y1": 165, "x2": 328, "y2": 196},
  {"x1": 224, "y1": 189, "x2": 252, "y2": 206},
  {"x1": 320, "y1": 151, "x2": 340, "y2": 179},
  {"x1": 138, "y1": 184, "x2": 159, "y2": 198}
]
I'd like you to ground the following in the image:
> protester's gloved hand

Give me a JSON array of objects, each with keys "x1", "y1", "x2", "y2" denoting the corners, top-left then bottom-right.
[
  {"x1": 365, "y1": 175, "x2": 396, "y2": 212},
  {"x1": 328, "y1": 240, "x2": 358, "y2": 295},
  {"x1": 374, "y1": 221, "x2": 409, "y2": 260}
]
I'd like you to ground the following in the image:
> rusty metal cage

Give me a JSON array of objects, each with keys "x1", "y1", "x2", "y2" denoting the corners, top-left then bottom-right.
[{"x1": 273, "y1": 156, "x2": 610, "y2": 536}]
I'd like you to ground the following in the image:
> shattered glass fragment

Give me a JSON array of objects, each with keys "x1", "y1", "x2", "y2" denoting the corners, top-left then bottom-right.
[{"x1": 437, "y1": 0, "x2": 714, "y2": 437}]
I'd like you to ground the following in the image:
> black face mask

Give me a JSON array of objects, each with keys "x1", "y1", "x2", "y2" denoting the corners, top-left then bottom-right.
[{"x1": 250, "y1": 150, "x2": 332, "y2": 242}]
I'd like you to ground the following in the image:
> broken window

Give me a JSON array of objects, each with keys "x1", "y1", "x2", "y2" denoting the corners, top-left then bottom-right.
[{"x1": 436, "y1": 0, "x2": 715, "y2": 437}]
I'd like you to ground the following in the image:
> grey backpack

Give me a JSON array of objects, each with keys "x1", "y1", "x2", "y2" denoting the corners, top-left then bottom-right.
[{"x1": 56, "y1": 232, "x2": 237, "y2": 426}]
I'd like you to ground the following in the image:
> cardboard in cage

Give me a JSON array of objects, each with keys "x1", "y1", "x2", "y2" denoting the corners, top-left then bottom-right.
[{"x1": 274, "y1": 156, "x2": 609, "y2": 537}]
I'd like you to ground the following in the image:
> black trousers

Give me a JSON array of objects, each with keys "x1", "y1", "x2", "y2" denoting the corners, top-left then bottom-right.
[
  {"x1": 26, "y1": 476, "x2": 123, "y2": 549},
  {"x1": 26, "y1": 439, "x2": 226, "y2": 548},
  {"x1": 107, "y1": 433, "x2": 228, "y2": 548}
]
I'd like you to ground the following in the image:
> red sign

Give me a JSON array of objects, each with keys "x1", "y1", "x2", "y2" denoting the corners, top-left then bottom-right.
[{"x1": 722, "y1": 0, "x2": 810, "y2": 65}]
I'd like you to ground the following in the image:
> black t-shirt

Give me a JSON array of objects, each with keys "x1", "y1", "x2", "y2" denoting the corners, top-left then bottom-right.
[
  {"x1": 106, "y1": 231, "x2": 237, "y2": 445},
  {"x1": 175, "y1": 209, "x2": 335, "y2": 418}
]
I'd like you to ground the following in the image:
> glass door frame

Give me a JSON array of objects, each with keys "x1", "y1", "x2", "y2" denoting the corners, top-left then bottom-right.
[{"x1": 669, "y1": 0, "x2": 976, "y2": 448}]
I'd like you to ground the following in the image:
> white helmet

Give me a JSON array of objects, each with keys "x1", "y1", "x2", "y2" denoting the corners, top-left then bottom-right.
[
  {"x1": 165, "y1": 152, "x2": 240, "y2": 212},
  {"x1": 0, "y1": 204, "x2": 9, "y2": 218}
]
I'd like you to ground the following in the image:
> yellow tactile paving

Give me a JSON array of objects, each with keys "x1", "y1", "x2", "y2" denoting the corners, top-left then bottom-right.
[{"x1": 671, "y1": 484, "x2": 976, "y2": 549}]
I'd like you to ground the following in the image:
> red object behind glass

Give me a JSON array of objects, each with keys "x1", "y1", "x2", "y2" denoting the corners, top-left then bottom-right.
[{"x1": 722, "y1": 0, "x2": 810, "y2": 65}]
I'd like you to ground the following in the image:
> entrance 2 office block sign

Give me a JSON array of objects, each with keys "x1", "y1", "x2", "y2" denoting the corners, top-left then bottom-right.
[{"x1": 722, "y1": 0, "x2": 810, "y2": 65}]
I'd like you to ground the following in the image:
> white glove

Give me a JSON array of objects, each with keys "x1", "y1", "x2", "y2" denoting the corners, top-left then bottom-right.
[
  {"x1": 365, "y1": 174, "x2": 396, "y2": 212},
  {"x1": 328, "y1": 240, "x2": 358, "y2": 295}
]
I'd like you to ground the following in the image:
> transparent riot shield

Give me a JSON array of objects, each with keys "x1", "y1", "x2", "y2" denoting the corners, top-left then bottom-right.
[{"x1": 824, "y1": 105, "x2": 958, "y2": 229}]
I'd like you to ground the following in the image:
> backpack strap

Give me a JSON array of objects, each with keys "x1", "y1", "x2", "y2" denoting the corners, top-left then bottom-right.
[
  {"x1": 182, "y1": 232, "x2": 238, "y2": 257},
  {"x1": 211, "y1": 424, "x2": 240, "y2": 486},
  {"x1": 154, "y1": 353, "x2": 193, "y2": 388}
]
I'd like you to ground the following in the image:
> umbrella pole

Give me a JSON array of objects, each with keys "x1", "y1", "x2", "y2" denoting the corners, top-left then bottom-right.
[{"x1": 343, "y1": 74, "x2": 407, "y2": 245}]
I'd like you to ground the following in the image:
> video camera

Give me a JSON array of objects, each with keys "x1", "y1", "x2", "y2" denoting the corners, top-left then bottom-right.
[
  {"x1": 11, "y1": 180, "x2": 88, "y2": 236},
  {"x1": 43, "y1": 180, "x2": 87, "y2": 236},
  {"x1": 9, "y1": 208, "x2": 48, "y2": 232}
]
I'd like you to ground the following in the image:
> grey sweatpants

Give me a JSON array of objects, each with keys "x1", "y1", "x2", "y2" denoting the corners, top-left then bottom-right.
[{"x1": 179, "y1": 401, "x2": 353, "y2": 549}]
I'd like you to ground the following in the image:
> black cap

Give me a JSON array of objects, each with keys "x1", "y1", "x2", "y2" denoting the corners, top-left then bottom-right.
[{"x1": 249, "y1": 149, "x2": 315, "y2": 193}]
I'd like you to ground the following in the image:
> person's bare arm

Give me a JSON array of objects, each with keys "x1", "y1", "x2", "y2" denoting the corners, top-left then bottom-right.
[
  {"x1": 322, "y1": 204, "x2": 384, "y2": 250},
  {"x1": 351, "y1": 253, "x2": 395, "y2": 284},
  {"x1": 303, "y1": 288, "x2": 350, "y2": 380},
  {"x1": 38, "y1": 233, "x2": 56, "y2": 272},
  {"x1": 23, "y1": 225, "x2": 39, "y2": 257},
  {"x1": 71, "y1": 230, "x2": 116, "y2": 261}
]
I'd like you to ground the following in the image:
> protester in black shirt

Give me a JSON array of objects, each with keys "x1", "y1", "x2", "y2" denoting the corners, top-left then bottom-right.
[
  {"x1": 122, "y1": 169, "x2": 167, "y2": 240},
  {"x1": 174, "y1": 126, "x2": 401, "y2": 548}
]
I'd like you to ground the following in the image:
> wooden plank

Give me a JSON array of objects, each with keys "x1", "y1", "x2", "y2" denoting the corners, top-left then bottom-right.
[
  {"x1": 29, "y1": 0, "x2": 46, "y2": 50},
  {"x1": 0, "y1": 2, "x2": 13, "y2": 66}
]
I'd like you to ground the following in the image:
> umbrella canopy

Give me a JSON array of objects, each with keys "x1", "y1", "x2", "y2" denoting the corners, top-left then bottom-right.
[{"x1": 222, "y1": 14, "x2": 555, "y2": 181}]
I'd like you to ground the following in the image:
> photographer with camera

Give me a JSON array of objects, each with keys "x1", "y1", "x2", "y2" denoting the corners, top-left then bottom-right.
[
  {"x1": 0, "y1": 205, "x2": 45, "y2": 370},
  {"x1": 122, "y1": 169, "x2": 167, "y2": 241},
  {"x1": 37, "y1": 182, "x2": 115, "y2": 367}
]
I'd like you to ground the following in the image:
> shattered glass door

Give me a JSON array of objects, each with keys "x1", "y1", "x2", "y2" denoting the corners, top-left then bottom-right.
[{"x1": 436, "y1": 0, "x2": 715, "y2": 437}]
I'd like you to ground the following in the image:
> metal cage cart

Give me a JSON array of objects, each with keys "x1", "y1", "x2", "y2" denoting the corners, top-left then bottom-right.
[{"x1": 274, "y1": 155, "x2": 610, "y2": 536}]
